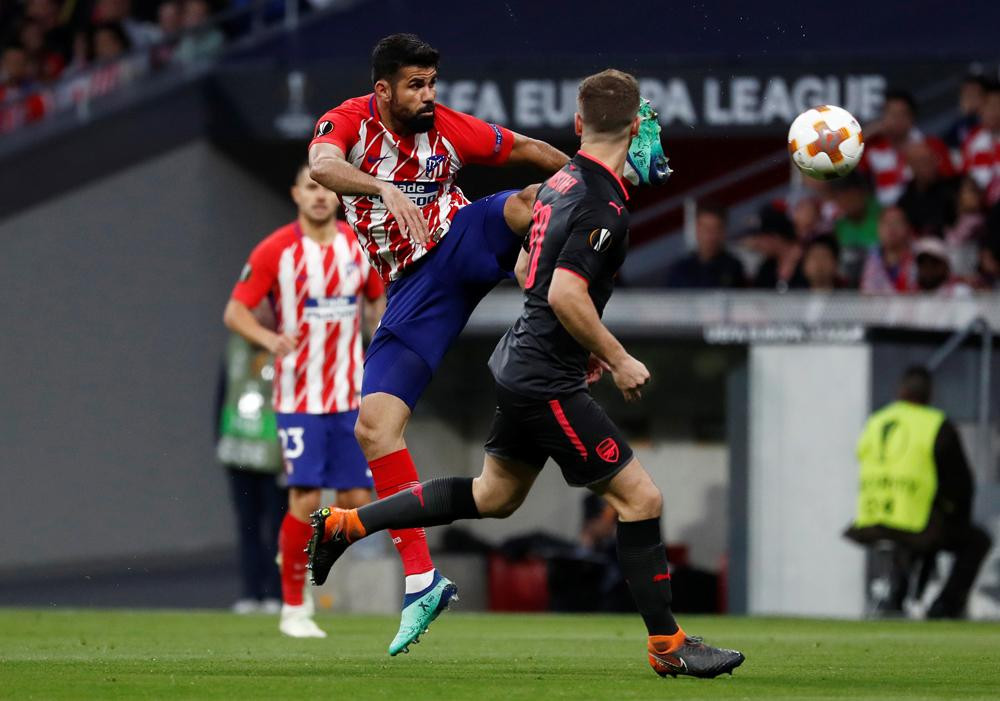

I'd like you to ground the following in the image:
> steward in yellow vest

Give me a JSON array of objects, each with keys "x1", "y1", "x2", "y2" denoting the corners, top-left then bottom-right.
[{"x1": 844, "y1": 366, "x2": 992, "y2": 618}]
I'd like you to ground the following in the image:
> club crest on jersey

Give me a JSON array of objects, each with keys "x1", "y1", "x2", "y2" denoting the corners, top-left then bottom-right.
[
  {"x1": 424, "y1": 154, "x2": 448, "y2": 177},
  {"x1": 589, "y1": 228, "x2": 613, "y2": 253},
  {"x1": 316, "y1": 121, "x2": 334, "y2": 137},
  {"x1": 239, "y1": 263, "x2": 252, "y2": 282}
]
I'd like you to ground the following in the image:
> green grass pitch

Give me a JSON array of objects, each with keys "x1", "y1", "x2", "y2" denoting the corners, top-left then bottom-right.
[{"x1": 1, "y1": 610, "x2": 998, "y2": 700}]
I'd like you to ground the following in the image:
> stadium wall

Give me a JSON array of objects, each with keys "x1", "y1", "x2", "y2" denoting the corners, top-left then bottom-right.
[{"x1": 0, "y1": 140, "x2": 292, "y2": 570}]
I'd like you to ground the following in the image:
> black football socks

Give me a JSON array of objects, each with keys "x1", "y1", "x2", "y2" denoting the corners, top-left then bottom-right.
[
  {"x1": 356, "y1": 476, "x2": 481, "y2": 534},
  {"x1": 617, "y1": 517, "x2": 680, "y2": 636}
]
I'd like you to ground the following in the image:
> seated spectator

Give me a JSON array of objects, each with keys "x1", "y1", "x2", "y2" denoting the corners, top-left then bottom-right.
[
  {"x1": 743, "y1": 204, "x2": 807, "y2": 291},
  {"x1": 664, "y1": 203, "x2": 746, "y2": 289},
  {"x1": 802, "y1": 235, "x2": 844, "y2": 291},
  {"x1": 23, "y1": 0, "x2": 72, "y2": 58},
  {"x1": 92, "y1": 0, "x2": 162, "y2": 49},
  {"x1": 961, "y1": 82, "x2": 1000, "y2": 206},
  {"x1": 860, "y1": 206, "x2": 915, "y2": 294},
  {"x1": 18, "y1": 19, "x2": 65, "y2": 81},
  {"x1": 945, "y1": 176, "x2": 988, "y2": 278},
  {"x1": 897, "y1": 140, "x2": 957, "y2": 239},
  {"x1": 0, "y1": 43, "x2": 39, "y2": 107},
  {"x1": 832, "y1": 171, "x2": 881, "y2": 281},
  {"x1": 913, "y1": 238, "x2": 972, "y2": 297},
  {"x1": 943, "y1": 74, "x2": 985, "y2": 156},
  {"x1": 151, "y1": 0, "x2": 182, "y2": 67},
  {"x1": 91, "y1": 22, "x2": 131, "y2": 62},
  {"x1": 860, "y1": 89, "x2": 955, "y2": 207},
  {"x1": 972, "y1": 228, "x2": 1000, "y2": 290},
  {"x1": 790, "y1": 197, "x2": 830, "y2": 241},
  {"x1": 173, "y1": 0, "x2": 224, "y2": 65}
]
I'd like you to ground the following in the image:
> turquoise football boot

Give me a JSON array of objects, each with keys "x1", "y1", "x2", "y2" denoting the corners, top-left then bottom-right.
[
  {"x1": 624, "y1": 97, "x2": 673, "y2": 186},
  {"x1": 388, "y1": 571, "x2": 458, "y2": 656}
]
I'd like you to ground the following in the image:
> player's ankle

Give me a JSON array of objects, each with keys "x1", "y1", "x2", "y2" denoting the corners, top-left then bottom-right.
[{"x1": 648, "y1": 629, "x2": 686, "y2": 653}]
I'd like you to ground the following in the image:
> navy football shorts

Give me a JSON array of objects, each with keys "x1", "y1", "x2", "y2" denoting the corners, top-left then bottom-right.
[
  {"x1": 362, "y1": 190, "x2": 521, "y2": 409},
  {"x1": 276, "y1": 411, "x2": 373, "y2": 489}
]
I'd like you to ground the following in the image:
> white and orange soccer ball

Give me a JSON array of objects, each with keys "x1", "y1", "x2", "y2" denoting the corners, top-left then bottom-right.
[{"x1": 787, "y1": 105, "x2": 864, "y2": 180}]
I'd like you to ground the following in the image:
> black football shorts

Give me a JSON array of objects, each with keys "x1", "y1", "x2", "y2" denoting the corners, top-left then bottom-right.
[{"x1": 484, "y1": 382, "x2": 634, "y2": 487}]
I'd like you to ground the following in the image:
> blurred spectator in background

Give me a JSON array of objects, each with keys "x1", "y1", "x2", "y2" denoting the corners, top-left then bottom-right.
[
  {"x1": 18, "y1": 18, "x2": 64, "y2": 80},
  {"x1": 831, "y1": 171, "x2": 880, "y2": 280},
  {"x1": 217, "y1": 329, "x2": 285, "y2": 615},
  {"x1": 151, "y1": 0, "x2": 181, "y2": 65},
  {"x1": 913, "y1": 237, "x2": 971, "y2": 297},
  {"x1": 945, "y1": 176, "x2": 988, "y2": 278},
  {"x1": 860, "y1": 206, "x2": 915, "y2": 294},
  {"x1": 743, "y1": 204, "x2": 807, "y2": 291},
  {"x1": 897, "y1": 140, "x2": 957, "y2": 239},
  {"x1": 173, "y1": 0, "x2": 223, "y2": 65},
  {"x1": 802, "y1": 234, "x2": 843, "y2": 291},
  {"x1": 972, "y1": 228, "x2": 1000, "y2": 290},
  {"x1": 861, "y1": 89, "x2": 954, "y2": 207},
  {"x1": 943, "y1": 75, "x2": 985, "y2": 156},
  {"x1": 1, "y1": 41, "x2": 35, "y2": 91},
  {"x1": 845, "y1": 366, "x2": 992, "y2": 619},
  {"x1": 790, "y1": 197, "x2": 829, "y2": 241},
  {"x1": 91, "y1": 22, "x2": 130, "y2": 62},
  {"x1": 23, "y1": 0, "x2": 72, "y2": 56},
  {"x1": 92, "y1": 0, "x2": 160, "y2": 49},
  {"x1": 961, "y1": 82, "x2": 1000, "y2": 206},
  {"x1": 664, "y1": 202, "x2": 746, "y2": 288}
]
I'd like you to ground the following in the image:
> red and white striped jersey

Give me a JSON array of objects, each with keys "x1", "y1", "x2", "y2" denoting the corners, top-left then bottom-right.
[
  {"x1": 860, "y1": 130, "x2": 954, "y2": 206},
  {"x1": 962, "y1": 126, "x2": 1000, "y2": 202},
  {"x1": 309, "y1": 94, "x2": 515, "y2": 282},
  {"x1": 231, "y1": 221, "x2": 385, "y2": 415}
]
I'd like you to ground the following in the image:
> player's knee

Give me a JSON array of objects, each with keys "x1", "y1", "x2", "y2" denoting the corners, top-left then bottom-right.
[
  {"x1": 353, "y1": 412, "x2": 384, "y2": 455},
  {"x1": 628, "y1": 486, "x2": 662, "y2": 521},
  {"x1": 518, "y1": 183, "x2": 540, "y2": 206}
]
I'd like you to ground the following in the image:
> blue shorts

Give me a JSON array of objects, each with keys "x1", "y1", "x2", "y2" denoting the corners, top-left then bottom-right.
[
  {"x1": 276, "y1": 411, "x2": 373, "y2": 490},
  {"x1": 363, "y1": 190, "x2": 522, "y2": 409}
]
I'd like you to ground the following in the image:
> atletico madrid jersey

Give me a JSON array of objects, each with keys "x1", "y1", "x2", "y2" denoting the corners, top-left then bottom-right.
[
  {"x1": 309, "y1": 94, "x2": 515, "y2": 282},
  {"x1": 231, "y1": 221, "x2": 384, "y2": 415}
]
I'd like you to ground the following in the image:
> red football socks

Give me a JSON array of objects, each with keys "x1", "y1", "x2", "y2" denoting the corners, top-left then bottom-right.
[
  {"x1": 278, "y1": 513, "x2": 314, "y2": 606},
  {"x1": 370, "y1": 448, "x2": 434, "y2": 576}
]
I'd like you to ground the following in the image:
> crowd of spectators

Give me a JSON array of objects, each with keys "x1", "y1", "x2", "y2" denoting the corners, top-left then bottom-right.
[
  {"x1": 0, "y1": 0, "x2": 236, "y2": 111},
  {"x1": 664, "y1": 76, "x2": 1000, "y2": 296}
]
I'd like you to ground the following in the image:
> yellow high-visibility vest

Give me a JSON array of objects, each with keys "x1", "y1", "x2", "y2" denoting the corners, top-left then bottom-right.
[{"x1": 853, "y1": 400, "x2": 943, "y2": 533}]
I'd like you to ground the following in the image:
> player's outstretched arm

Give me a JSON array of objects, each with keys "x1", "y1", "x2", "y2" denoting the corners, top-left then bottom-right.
[
  {"x1": 223, "y1": 299, "x2": 296, "y2": 357},
  {"x1": 548, "y1": 269, "x2": 649, "y2": 401},
  {"x1": 309, "y1": 142, "x2": 430, "y2": 244},
  {"x1": 507, "y1": 132, "x2": 570, "y2": 174}
]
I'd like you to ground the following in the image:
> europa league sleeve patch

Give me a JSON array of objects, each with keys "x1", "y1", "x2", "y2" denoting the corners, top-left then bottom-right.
[
  {"x1": 315, "y1": 120, "x2": 334, "y2": 137},
  {"x1": 239, "y1": 263, "x2": 252, "y2": 282},
  {"x1": 589, "y1": 228, "x2": 613, "y2": 253}
]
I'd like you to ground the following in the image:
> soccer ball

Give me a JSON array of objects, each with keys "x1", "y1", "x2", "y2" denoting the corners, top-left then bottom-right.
[{"x1": 787, "y1": 105, "x2": 864, "y2": 180}]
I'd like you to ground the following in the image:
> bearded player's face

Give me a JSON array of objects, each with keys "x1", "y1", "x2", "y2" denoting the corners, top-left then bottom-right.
[{"x1": 387, "y1": 66, "x2": 437, "y2": 133}]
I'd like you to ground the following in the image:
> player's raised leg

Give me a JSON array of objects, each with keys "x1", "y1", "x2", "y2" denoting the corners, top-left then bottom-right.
[
  {"x1": 502, "y1": 184, "x2": 541, "y2": 236},
  {"x1": 593, "y1": 458, "x2": 744, "y2": 679},
  {"x1": 307, "y1": 454, "x2": 539, "y2": 653}
]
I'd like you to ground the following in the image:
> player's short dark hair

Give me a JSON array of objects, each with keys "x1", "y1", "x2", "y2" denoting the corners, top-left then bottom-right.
[
  {"x1": 371, "y1": 33, "x2": 439, "y2": 84},
  {"x1": 898, "y1": 365, "x2": 932, "y2": 404},
  {"x1": 884, "y1": 89, "x2": 917, "y2": 118},
  {"x1": 293, "y1": 161, "x2": 310, "y2": 185},
  {"x1": 983, "y1": 80, "x2": 1000, "y2": 98},
  {"x1": 577, "y1": 69, "x2": 640, "y2": 136},
  {"x1": 696, "y1": 200, "x2": 727, "y2": 223}
]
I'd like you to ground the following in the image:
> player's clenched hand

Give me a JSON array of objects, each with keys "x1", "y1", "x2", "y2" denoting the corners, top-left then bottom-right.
[
  {"x1": 585, "y1": 354, "x2": 611, "y2": 385},
  {"x1": 379, "y1": 183, "x2": 430, "y2": 246},
  {"x1": 610, "y1": 354, "x2": 650, "y2": 402},
  {"x1": 266, "y1": 332, "x2": 297, "y2": 357}
]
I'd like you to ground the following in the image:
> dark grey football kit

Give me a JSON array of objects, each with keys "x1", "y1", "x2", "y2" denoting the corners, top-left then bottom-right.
[{"x1": 485, "y1": 151, "x2": 635, "y2": 486}]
